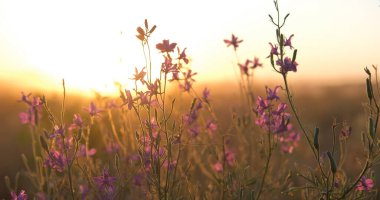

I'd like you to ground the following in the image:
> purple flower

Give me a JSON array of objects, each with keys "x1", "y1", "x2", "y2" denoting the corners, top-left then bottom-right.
[
  {"x1": 122, "y1": 90, "x2": 134, "y2": 110},
  {"x1": 161, "y1": 56, "x2": 178, "y2": 74},
  {"x1": 284, "y1": 34, "x2": 294, "y2": 49},
  {"x1": 269, "y1": 43, "x2": 279, "y2": 56},
  {"x1": 79, "y1": 184, "x2": 90, "y2": 200},
  {"x1": 238, "y1": 60, "x2": 250, "y2": 76},
  {"x1": 93, "y1": 169, "x2": 117, "y2": 191},
  {"x1": 203, "y1": 88, "x2": 210, "y2": 102},
  {"x1": 224, "y1": 34, "x2": 243, "y2": 50},
  {"x1": 252, "y1": 57, "x2": 263, "y2": 68},
  {"x1": 44, "y1": 149, "x2": 66, "y2": 172},
  {"x1": 86, "y1": 102, "x2": 102, "y2": 117},
  {"x1": 147, "y1": 79, "x2": 160, "y2": 95},
  {"x1": 133, "y1": 174, "x2": 143, "y2": 187},
  {"x1": 156, "y1": 40, "x2": 177, "y2": 53},
  {"x1": 11, "y1": 190, "x2": 27, "y2": 200},
  {"x1": 357, "y1": 176, "x2": 374, "y2": 191},
  {"x1": 277, "y1": 57, "x2": 298, "y2": 73},
  {"x1": 266, "y1": 85, "x2": 281, "y2": 101}
]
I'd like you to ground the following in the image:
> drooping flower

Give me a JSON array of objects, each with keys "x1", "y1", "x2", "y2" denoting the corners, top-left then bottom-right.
[
  {"x1": 224, "y1": 34, "x2": 243, "y2": 50},
  {"x1": 284, "y1": 34, "x2": 294, "y2": 49},
  {"x1": 357, "y1": 176, "x2": 374, "y2": 191},
  {"x1": 156, "y1": 40, "x2": 177, "y2": 53},
  {"x1": 10, "y1": 190, "x2": 27, "y2": 200}
]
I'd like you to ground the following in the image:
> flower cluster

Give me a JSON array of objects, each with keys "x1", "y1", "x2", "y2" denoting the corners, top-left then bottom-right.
[
  {"x1": 255, "y1": 86, "x2": 300, "y2": 153},
  {"x1": 269, "y1": 34, "x2": 298, "y2": 74},
  {"x1": 18, "y1": 93, "x2": 43, "y2": 127}
]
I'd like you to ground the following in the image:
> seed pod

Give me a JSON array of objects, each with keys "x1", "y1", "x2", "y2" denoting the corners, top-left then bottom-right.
[
  {"x1": 327, "y1": 151, "x2": 337, "y2": 174},
  {"x1": 144, "y1": 19, "x2": 148, "y2": 29},
  {"x1": 292, "y1": 49, "x2": 297, "y2": 63},
  {"x1": 369, "y1": 117, "x2": 375, "y2": 139},
  {"x1": 40, "y1": 135, "x2": 49, "y2": 153},
  {"x1": 313, "y1": 127, "x2": 320, "y2": 151},
  {"x1": 366, "y1": 78, "x2": 373, "y2": 101}
]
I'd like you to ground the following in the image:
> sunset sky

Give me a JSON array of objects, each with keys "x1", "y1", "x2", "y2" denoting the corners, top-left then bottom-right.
[{"x1": 0, "y1": 0, "x2": 379, "y2": 95}]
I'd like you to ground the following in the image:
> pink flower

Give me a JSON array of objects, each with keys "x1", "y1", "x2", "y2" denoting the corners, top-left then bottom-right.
[
  {"x1": 252, "y1": 57, "x2": 263, "y2": 68},
  {"x1": 131, "y1": 67, "x2": 146, "y2": 84},
  {"x1": 86, "y1": 102, "x2": 102, "y2": 117},
  {"x1": 284, "y1": 34, "x2": 294, "y2": 49},
  {"x1": 122, "y1": 90, "x2": 134, "y2": 110},
  {"x1": 11, "y1": 190, "x2": 27, "y2": 200},
  {"x1": 224, "y1": 34, "x2": 243, "y2": 50},
  {"x1": 203, "y1": 88, "x2": 210, "y2": 102},
  {"x1": 238, "y1": 59, "x2": 251, "y2": 76},
  {"x1": 44, "y1": 149, "x2": 66, "y2": 172},
  {"x1": 178, "y1": 47, "x2": 189, "y2": 64},
  {"x1": 206, "y1": 120, "x2": 217, "y2": 136},
  {"x1": 213, "y1": 161, "x2": 223, "y2": 173},
  {"x1": 269, "y1": 43, "x2": 279, "y2": 56},
  {"x1": 156, "y1": 40, "x2": 177, "y2": 53},
  {"x1": 357, "y1": 176, "x2": 374, "y2": 191}
]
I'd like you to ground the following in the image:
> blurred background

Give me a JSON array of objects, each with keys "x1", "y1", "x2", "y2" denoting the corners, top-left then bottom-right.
[{"x1": 0, "y1": 0, "x2": 379, "y2": 197}]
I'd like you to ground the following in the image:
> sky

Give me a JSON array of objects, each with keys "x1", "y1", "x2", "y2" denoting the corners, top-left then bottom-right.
[{"x1": 0, "y1": 0, "x2": 379, "y2": 95}]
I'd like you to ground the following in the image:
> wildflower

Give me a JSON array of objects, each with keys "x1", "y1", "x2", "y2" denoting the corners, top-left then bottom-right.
[
  {"x1": 169, "y1": 71, "x2": 180, "y2": 82},
  {"x1": 133, "y1": 174, "x2": 143, "y2": 187},
  {"x1": 178, "y1": 47, "x2": 189, "y2": 64},
  {"x1": 86, "y1": 102, "x2": 102, "y2": 117},
  {"x1": 202, "y1": 88, "x2": 210, "y2": 102},
  {"x1": 147, "y1": 79, "x2": 160, "y2": 95},
  {"x1": 161, "y1": 56, "x2": 178, "y2": 74},
  {"x1": 188, "y1": 125, "x2": 200, "y2": 137},
  {"x1": 123, "y1": 90, "x2": 134, "y2": 110},
  {"x1": 340, "y1": 124, "x2": 352, "y2": 139},
  {"x1": 106, "y1": 99, "x2": 118, "y2": 109},
  {"x1": 73, "y1": 114, "x2": 83, "y2": 127},
  {"x1": 131, "y1": 67, "x2": 146, "y2": 84},
  {"x1": 224, "y1": 34, "x2": 243, "y2": 50},
  {"x1": 93, "y1": 169, "x2": 117, "y2": 191},
  {"x1": 225, "y1": 149, "x2": 236, "y2": 166},
  {"x1": 44, "y1": 149, "x2": 66, "y2": 172},
  {"x1": 18, "y1": 111, "x2": 34, "y2": 125},
  {"x1": 156, "y1": 39, "x2": 177, "y2": 53},
  {"x1": 252, "y1": 57, "x2": 263, "y2": 68},
  {"x1": 163, "y1": 159, "x2": 177, "y2": 171},
  {"x1": 277, "y1": 57, "x2": 298, "y2": 73},
  {"x1": 10, "y1": 190, "x2": 27, "y2": 200},
  {"x1": 213, "y1": 161, "x2": 223, "y2": 173},
  {"x1": 284, "y1": 34, "x2": 294, "y2": 49},
  {"x1": 265, "y1": 85, "x2": 281, "y2": 101},
  {"x1": 357, "y1": 176, "x2": 374, "y2": 191},
  {"x1": 206, "y1": 120, "x2": 217, "y2": 136},
  {"x1": 79, "y1": 184, "x2": 90, "y2": 200},
  {"x1": 238, "y1": 60, "x2": 250, "y2": 76},
  {"x1": 269, "y1": 42, "x2": 279, "y2": 56},
  {"x1": 78, "y1": 145, "x2": 96, "y2": 157}
]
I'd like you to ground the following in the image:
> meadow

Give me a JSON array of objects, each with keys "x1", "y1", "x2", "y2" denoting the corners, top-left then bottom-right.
[{"x1": 1, "y1": 1, "x2": 379, "y2": 199}]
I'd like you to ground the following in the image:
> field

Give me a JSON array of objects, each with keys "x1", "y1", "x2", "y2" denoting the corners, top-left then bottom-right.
[{"x1": 1, "y1": 1, "x2": 380, "y2": 199}]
